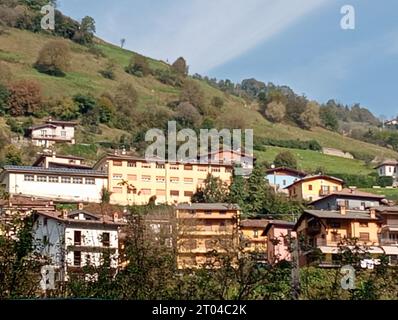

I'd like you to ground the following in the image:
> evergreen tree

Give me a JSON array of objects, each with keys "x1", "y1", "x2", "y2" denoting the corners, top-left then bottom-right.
[{"x1": 192, "y1": 174, "x2": 228, "y2": 203}]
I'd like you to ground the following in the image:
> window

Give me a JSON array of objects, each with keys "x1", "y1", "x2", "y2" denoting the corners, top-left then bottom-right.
[
  {"x1": 40, "y1": 129, "x2": 47, "y2": 136},
  {"x1": 205, "y1": 240, "x2": 215, "y2": 250},
  {"x1": 226, "y1": 168, "x2": 233, "y2": 173},
  {"x1": 205, "y1": 210, "x2": 212, "y2": 215},
  {"x1": 141, "y1": 175, "x2": 151, "y2": 182},
  {"x1": 85, "y1": 178, "x2": 95, "y2": 185},
  {"x1": 61, "y1": 177, "x2": 71, "y2": 184},
  {"x1": 254, "y1": 230, "x2": 259, "y2": 238},
  {"x1": 359, "y1": 232, "x2": 370, "y2": 242},
  {"x1": 170, "y1": 190, "x2": 179, "y2": 197},
  {"x1": 183, "y1": 239, "x2": 197, "y2": 250},
  {"x1": 170, "y1": 177, "x2": 179, "y2": 183},
  {"x1": 72, "y1": 177, "x2": 83, "y2": 184},
  {"x1": 184, "y1": 191, "x2": 193, "y2": 197},
  {"x1": 49, "y1": 176, "x2": 59, "y2": 183},
  {"x1": 156, "y1": 164, "x2": 165, "y2": 169},
  {"x1": 112, "y1": 174, "x2": 123, "y2": 180},
  {"x1": 283, "y1": 179, "x2": 287, "y2": 186},
  {"x1": 331, "y1": 232, "x2": 342, "y2": 242},
  {"x1": 219, "y1": 221, "x2": 226, "y2": 231},
  {"x1": 24, "y1": 175, "x2": 34, "y2": 182},
  {"x1": 360, "y1": 222, "x2": 368, "y2": 228},
  {"x1": 197, "y1": 167, "x2": 207, "y2": 172},
  {"x1": 43, "y1": 235, "x2": 48, "y2": 245},
  {"x1": 184, "y1": 165, "x2": 193, "y2": 171},
  {"x1": 74, "y1": 231, "x2": 81, "y2": 246},
  {"x1": 330, "y1": 222, "x2": 341, "y2": 228},
  {"x1": 112, "y1": 187, "x2": 123, "y2": 194},
  {"x1": 128, "y1": 174, "x2": 137, "y2": 181},
  {"x1": 113, "y1": 160, "x2": 123, "y2": 167},
  {"x1": 184, "y1": 178, "x2": 193, "y2": 184},
  {"x1": 141, "y1": 163, "x2": 152, "y2": 169},
  {"x1": 333, "y1": 186, "x2": 338, "y2": 191},
  {"x1": 156, "y1": 189, "x2": 166, "y2": 196},
  {"x1": 43, "y1": 218, "x2": 47, "y2": 226},
  {"x1": 73, "y1": 251, "x2": 81, "y2": 266},
  {"x1": 127, "y1": 161, "x2": 136, "y2": 167},
  {"x1": 102, "y1": 232, "x2": 110, "y2": 247},
  {"x1": 61, "y1": 131, "x2": 66, "y2": 137},
  {"x1": 37, "y1": 176, "x2": 47, "y2": 182},
  {"x1": 211, "y1": 167, "x2": 221, "y2": 173},
  {"x1": 308, "y1": 184, "x2": 313, "y2": 191},
  {"x1": 156, "y1": 176, "x2": 165, "y2": 183},
  {"x1": 140, "y1": 189, "x2": 151, "y2": 195},
  {"x1": 360, "y1": 202, "x2": 366, "y2": 209}
]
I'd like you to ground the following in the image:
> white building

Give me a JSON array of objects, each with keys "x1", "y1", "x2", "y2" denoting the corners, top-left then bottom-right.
[
  {"x1": 33, "y1": 208, "x2": 125, "y2": 281},
  {"x1": 33, "y1": 153, "x2": 91, "y2": 170},
  {"x1": 375, "y1": 160, "x2": 398, "y2": 185},
  {"x1": 28, "y1": 119, "x2": 76, "y2": 148},
  {"x1": 0, "y1": 166, "x2": 108, "y2": 203}
]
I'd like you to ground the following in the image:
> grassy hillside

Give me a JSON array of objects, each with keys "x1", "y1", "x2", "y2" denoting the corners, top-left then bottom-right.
[
  {"x1": 1, "y1": 27, "x2": 398, "y2": 169},
  {"x1": 359, "y1": 188, "x2": 398, "y2": 201}
]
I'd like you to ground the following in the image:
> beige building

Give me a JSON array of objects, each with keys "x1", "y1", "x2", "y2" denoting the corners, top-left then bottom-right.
[
  {"x1": 28, "y1": 119, "x2": 76, "y2": 148},
  {"x1": 240, "y1": 219, "x2": 269, "y2": 260},
  {"x1": 176, "y1": 203, "x2": 240, "y2": 269},
  {"x1": 94, "y1": 154, "x2": 233, "y2": 206}
]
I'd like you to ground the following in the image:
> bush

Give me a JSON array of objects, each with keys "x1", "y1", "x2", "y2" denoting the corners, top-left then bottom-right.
[
  {"x1": 0, "y1": 61, "x2": 12, "y2": 85},
  {"x1": 125, "y1": 54, "x2": 150, "y2": 77},
  {"x1": 330, "y1": 173, "x2": 376, "y2": 188},
  {"x1": 114, "y1": 83, "x2": 138, "y2": 117},
  {"x1": 73, "y1": 94, "x2": 96, "y2": 114},
  {"x1": 180, "y1": 79, "x2": 205, "y2": 111},
  {"x1": 175, "y1": 102, "x2": 202, "y2": 128},
  {"x1": 350, "y1": 151, "x2": 375, "y2": 163},
  {"x1": 34, "y1": 40, "x2": 71, "y2": 77},
  {"x1": 7, "y1": 80, "x2": 42, "y2": 116},
  {"x1": 0, "y1": 84, "x2": 10, "y2": 116},
  {"x1": 376, "y1": 176, "x2": 394, "y2": 187},
  {"x1": 50, "y1": 97, "x2": 80, "y2": 121},
  {"x1": 254, "y1": 138, "x2": 322, "y2": 152},
  {"x1": 155, "y1": 69, "x2": 183, "y2": 87},
  {"x1": 274, "y1": 151, "x2": 298, "y2": 169},
  {"x1": 171, "y1": 57, "x2": 188, "y2": 76},
  {"x1": 265, "y1": 101, "x2": 286, "y2": 123},
  {"x1": 211, "y1": 96, "x2": 224, "y2": 109}
]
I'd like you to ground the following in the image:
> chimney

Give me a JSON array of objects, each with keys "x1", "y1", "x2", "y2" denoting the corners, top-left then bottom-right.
[
  {"x1": 78, "y1": 203, "x2": 84, "y2": 211},
  {"x1": 370, "y1": 208, "x2": 376, "y2": 219},
  {"x1": 340, "y1": 204, "x2": 347, "y2": 216},
  {"x1": 121, "y1": 147, "x2": 127, "y2": 155},
  {"x1": 62, "y1": 209, "x2": 68, "y2": 219}
]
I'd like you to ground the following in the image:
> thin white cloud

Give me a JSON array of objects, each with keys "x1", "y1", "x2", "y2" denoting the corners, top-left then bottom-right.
[{"x1": 102, "y1": 0, "x2": 331, "y2": 72}]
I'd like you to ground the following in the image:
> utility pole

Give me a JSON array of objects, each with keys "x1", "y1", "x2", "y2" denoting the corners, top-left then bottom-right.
[{"x1": 289, "y1": 230, "x2": 300, "y2": 300}]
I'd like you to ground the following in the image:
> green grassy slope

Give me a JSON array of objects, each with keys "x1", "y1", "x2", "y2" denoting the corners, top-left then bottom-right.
[{"x1": 1, "y1": 27, "x2": 397, "y2": 170}]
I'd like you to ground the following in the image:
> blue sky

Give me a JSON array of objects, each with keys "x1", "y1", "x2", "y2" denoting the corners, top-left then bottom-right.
[{"x1": 58, "y1": 0, "x2": 398, "y2": 117}]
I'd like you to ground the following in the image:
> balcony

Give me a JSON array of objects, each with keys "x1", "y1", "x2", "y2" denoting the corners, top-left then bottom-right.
[{"x1": 319, "y1": 189, "x2": 332, "y2": 197}]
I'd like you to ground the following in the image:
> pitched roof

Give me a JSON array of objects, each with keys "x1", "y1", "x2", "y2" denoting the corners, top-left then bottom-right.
[
  {"x1": 374, "y1": 160, "x2": 398, "y2": 169},
  {"x1": 176, "y1": 203, "x2": 240, "y2": 211},
  {"x1": 240, "y1": 219, "x2": 269, "y2": 228},
  {"x1": 303, "y1": 209, "x2": 379, "y2": 220},
  {"x1": 309, "y1": 188, "x2": 385, "y2": 204},
  {"x1": 46, "y1": 120, "x2": 77, "y2": 126},
  {"x1": 286, "y1": 174, "x2": 344, "y2": 189},
  {"x1": 29, "y1": 124, "x2": 57, "y2": 130},
  {"x1": 262, "y1": 220, "x2": 295, "y2": 236},
  {"x1": 265, "y1": 167, "x2": 307, "y2": 177},
  {"x1": 32, "y1": 154, "x2": 85, "y2": 166},
  {"x1": 372, "y1": 206, "x2": 398, "y2": 214},
  {"x1": 0, "y1": 195, "x2": 55, "y2": 209},
  {"x1": 1, "y1": 166, "x2": 107, "y2": 177}
]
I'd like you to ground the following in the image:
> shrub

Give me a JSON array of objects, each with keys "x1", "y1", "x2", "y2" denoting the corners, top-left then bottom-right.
[
  {"x1": 73, "y1": 94, "x2": 96, "y2": 114},
  {"x1": 254, "y1": 138, "x2": 322, "y2": 151},
  {"x1": 125, "y1": 54, "x2": 150, "y2": 77},
  {"x1": 0, "y1": 84, "x2": 10, "y2": 116},
  {"x1": 0, "y1": 61, "x2": 12, "y2": 85},
  {"x1": 171, "y1": 57, "x2": 188, "y2": 76},
  {"x1": 155, "y1": 69, "x2": 183, "y2": 87},
  {"x1": 50, "y1": 97, "x2": 80, "y2": 121},
  {"x1": 274, "y1": 151, "x2": 298, "y2": 169},
  {"x1": 114, "y1": 83, "x2": 138, "y2": 117},
  {"x1": 265, "y1": 101, "x2": 286, "y2": 123},
  {"x1": 35, "y1": 40, "x2": 71, "y2": 77},
  {"x1": 7, "y1": 80, "x2": 42, "y2": 116},
  {"x1": 180, "y1": 79, "x2": 205, "y2": 111},
  {"x1": 211, "y1": 96, "x2": 224, "y2": 109},
  {"x1": 377, "y1": 176, "x2": 394, "y2": 187},
  {"x1": 175, "y1": 102, "x2": 202, "y2": 128},
  {"x1": 299, "y1": 101, "x2": 321, "y2": 129}
]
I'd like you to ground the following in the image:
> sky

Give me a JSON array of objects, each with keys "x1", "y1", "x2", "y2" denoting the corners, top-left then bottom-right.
[{"x1": 58, "y1": 0, "x2": 398, "y2": 117}]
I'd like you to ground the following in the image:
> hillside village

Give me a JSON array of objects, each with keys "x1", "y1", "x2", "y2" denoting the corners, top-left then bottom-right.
[{"x1": 1, "y1": 0, "x2": 398, "y2": 300}]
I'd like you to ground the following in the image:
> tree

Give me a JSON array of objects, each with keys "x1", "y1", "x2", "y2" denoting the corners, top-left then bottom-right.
[
  {"x1": 7, "y1": 80, "x2": 42, "y2": 116},
  {"x1": 120, "y1": 38, "x2": 126, "y2": 48},
  {"x1": 228, "y1": 175, "x2": 249, "y2": 215},
  {"x1": 175, "y1": 102, "x2": 202, "y2": 128},
  {"x1": 274, "y1": 151, "x2": 298, "y2": 169},
  {"x1": 125, "y1": 54, "x2": 150, "y2": 77},
  {"x1": 300, "y1": 101, "x2": 321, "y2": 129},
  {"x1": 171, "y1": 57, "x2": 188, "y2": 76},
  {"x1": 4, "y1": 145, "x2": 22, "y2": 165},
  {"x1": 246, "y1": 165, "x2": 273, "y2": 215},
  {"x1": 0, "y1": 61, "x2": 12, "y2": 85},
  {"x1": 265, "y1": 101, "x2": 286, "y2": 123},
  {"x1": 180, "y1": 80, "x2": 205, "y2": 111},
  {"x1": 35, "y1": 40, "x2": 71, "y2": 76},
  {"x1": 0, "y1": 84, "x2": 10, "y2": 116},
  {"x1": 73, "y1": 16, "x2": 96, "y2": 45},
  {"x1": 73, "y1": 93, "x2": 96, "y2": 114},
  {"x1": 50, "y1": 97, "x2": 80, "y2": 121},
  {"x1": 320, "y1": 106, "x2": 339, "y2": 131},
  {"x1": 114, "y1": 83, "x2": 138, "y2": 117},
  {"x1": 192, "y1": 174, "x2": 229, "y2": 203},
  {"x1": 97, "y1": 95, "x2": 116, "y2": 124}
]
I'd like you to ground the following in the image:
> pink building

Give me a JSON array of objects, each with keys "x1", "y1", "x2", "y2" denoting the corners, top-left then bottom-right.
[{"x1": 262, "y1": 220, "x2": 296, "y2": 264}]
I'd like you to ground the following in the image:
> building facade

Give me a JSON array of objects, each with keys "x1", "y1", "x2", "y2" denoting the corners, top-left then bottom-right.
[
  {"x1": 309, "y1": 188, "x2": 386, "y2": 211},
  {"x1": 28, "y1": 119, "x2": 76, "y2": 148},
  {"x1": 240, "y1": 219, "x2": 269, "y2": 261},
  {"x1": 286, "y1": 175, "x2": 344, "y2": 202},
  {"x1": 94, "y1": 154, "x2": 233, "y2": 206},
  {"x1": 33, "y1": 208, "x2": 124, "y2": 281},
  {"x1": 33, "y1": 153, "x2": 91, "y2": 170},
  {"x1": 0, "y1": 166, "x2": 107, "y2": 203},
  {"x1": 266, "y1": 167, "x2": 307, "y2": 192},
  {"x1": 262, "y1": 220, "x2": 296, "y2": 265},
  {"x1": 176, "y1": 203, "x2": 240, "y2": 269},
  {"x1": 375, "y1": 160, "x2": 398, "y2": 185}
]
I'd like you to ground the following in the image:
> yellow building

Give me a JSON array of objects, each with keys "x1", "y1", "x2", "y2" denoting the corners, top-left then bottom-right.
[
  {"x1": 176, "y1": 203, "x2": 240, "y2": 269},
  {"x1": 240, "y1": 219, "x2": 269, "y2": 260},
  {"x1": 286, "y1": 175, "x2": 344, "y2": 202},
  {"x1": 94, "y1": 154, "x2": 233, "y2": 206},
  {"x1": 294, "y1": 207, "x2": 381, "y2": 266}
]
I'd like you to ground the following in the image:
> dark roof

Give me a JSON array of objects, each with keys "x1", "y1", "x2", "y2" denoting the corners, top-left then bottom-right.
[
  {"x1": 286, "y1": 175, "x2": 344, "y2": 189},
  {"x1": 29, "y1": 124, "x2": 57, "y2": 130},
  {"x1": 176, "y1": 203, "x2": 240, "y2": 211},
  {"x1": 32, "y1": 154, "x2": 85, "y2": 166},
  {"x1": 1, "y1": 166, "x2": 107, "y2": 177},
  {"x1": 309, "y1": 188, "x2": 385, "y2": 204},
  {"x1": 374, "y1": 160, "x2": 398, "y2": 169},
  {"x1": 262, "y1": 220, "x2": 295, "y2": 236},
  {"x1": 372, "y1": 206, "x2": 398, "y2": 214},
  {"x1": 303, "y1": 209, "x2": 379, "y2": 221},
  {"x1": 240, "y1": 219, "x2": 269, "y2": 228},
  {"x1": 47, "y1": 162, "x2": 92, "y2": 170},
  {"x1": 265, "y1": 167, "x2": 307, "y2": 177},
  {"x1": 0, "y1": 195, "x2": 55, "y2": 208},
  {"x1": 46, "y1": 120, "x2": 77, "y2": 126}
]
